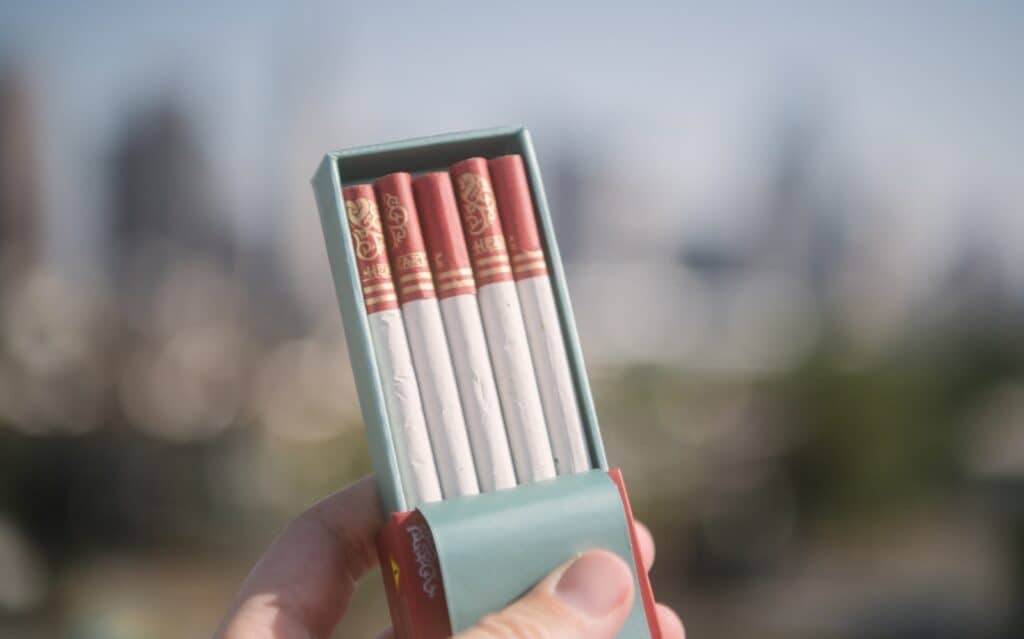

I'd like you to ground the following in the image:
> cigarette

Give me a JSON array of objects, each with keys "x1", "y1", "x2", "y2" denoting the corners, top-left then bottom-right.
[
  {"x1": 488, "y1": 154, "x2": 591, "y2": 475},
  {"x1": 412, "y1": 173, "x2": 518, "y2": 492},
  {"x1": 449, "y1": 158, "x2": 557, "y2": 483},
  {"x1": 375, "y1": 173, "x2": 480, "y2": 499},
  {"x1": 343, "y1": 185, "x2": 442, "y2": 507}
]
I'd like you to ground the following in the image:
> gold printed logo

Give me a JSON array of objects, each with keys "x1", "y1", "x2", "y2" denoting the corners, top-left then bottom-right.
[
  {"x1": 471, "y1": 235, "x2": 505, "y2": 257},
  {"x1": 381, "y1": 193, "x2": 408, "y2": 249},
  {"x1": 345, "y1": 197, "x2": 385, "y2": 261},
  {"x1": 398, "y1": 252, "x2": 427, "y2": 270},
  {"x1": 456, "y1": 172, "x2": 497, "y2": 236},
  {"x1": 361, "y1": 263, "x2": 390, "y2": 282}
]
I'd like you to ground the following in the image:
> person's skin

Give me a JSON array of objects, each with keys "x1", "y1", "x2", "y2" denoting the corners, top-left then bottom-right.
[{"x1": 216, "y1": 476, "x2": 685, "y2": 639}]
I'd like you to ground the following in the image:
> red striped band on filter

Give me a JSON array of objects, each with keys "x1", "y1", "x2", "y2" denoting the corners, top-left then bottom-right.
[
  {"x1": 374, "y1": 172, "x2": 438, "y2": 305},
  {"x1": 412, "y1": 172, "x2": 478, "y2": 300},
  {"x1": 449, "y1": 157, "x2": 515, "y2": 288},
  {"x1": 488, "y1": 154, "x2": 550, "y2": 282}
]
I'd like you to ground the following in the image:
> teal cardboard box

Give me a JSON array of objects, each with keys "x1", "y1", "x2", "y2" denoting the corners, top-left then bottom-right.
[{"x1": 311, "y1": 127, "x2": 659, "y2": 637}]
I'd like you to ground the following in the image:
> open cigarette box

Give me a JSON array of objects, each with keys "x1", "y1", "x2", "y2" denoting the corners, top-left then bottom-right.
[{"x1": 311, "y1": 127, "x2": 660, "y2": 638}]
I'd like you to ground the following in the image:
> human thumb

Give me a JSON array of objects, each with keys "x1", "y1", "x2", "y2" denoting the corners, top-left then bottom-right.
[{"x1": 453, "y1": 550, "x2": 635, "y2": 639}]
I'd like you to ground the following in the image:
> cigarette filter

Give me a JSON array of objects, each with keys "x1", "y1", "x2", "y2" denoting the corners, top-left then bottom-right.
[
  {"x1": 375, "y1": 173, "x2": 479, "y2": 498},
  {"x1": 450, "y1": 158, "x2": 556, "y2": 483},
  {"x1": 343, "y1": 184, "x2": 442, "y2": 506},
  {"x1": 413, "y1": 173, "x2": 518, "y2": 492},
  {"x1": 488, "y1": 154, "x2": 591, "y2": 475}
]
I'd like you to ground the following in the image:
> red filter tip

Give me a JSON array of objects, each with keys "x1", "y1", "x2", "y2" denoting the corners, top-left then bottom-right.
[
  {"x1": 412, "y1": 172, "x2": 477, "y2": 299},
  {"x1": 342, "y1": 184, "x2": 398, "y2": 314},
  {"x1": 374, "y1": 173, "x2": 436, "y2": 304},
  {"x1": 488, "y1": 155, "x2": 548, "y2": 281},
  {"x1": 449, "y1": 158, "x2": 513, "y2": 287}
]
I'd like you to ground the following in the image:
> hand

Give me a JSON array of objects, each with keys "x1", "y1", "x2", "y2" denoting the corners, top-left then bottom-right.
[{"x1": 216, "y1": 476, "x2": 685, "y2": 639}]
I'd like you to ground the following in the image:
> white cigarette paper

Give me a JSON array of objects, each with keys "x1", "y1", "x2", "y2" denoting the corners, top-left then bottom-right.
[
  {"x1": 488, "y1": 153, "x2": 591, "y2": 475},
  {"x1": 414, "y1": 171, "x2": 522, "y2": 492},
  {"x1": 378, "y1": 172, "x2": 481, "y2": 499},
  {"x1": 516, "y1": 276, "x2": 590, "y2": 474},
  {"x1": 401, "y1": 298, "x2": 480, "y2": 497},
  {"x1": 345, "y1": 185, "x2": 443, "y2": 508},
  {"x1": 367, "y1": 309, "x2": 444, "y2": 506},
  {"x1": 439, "y1": 295, "x2": 518, "y2": 491},
  {"x1": 477, "y1": 281, "x2": 557, "y2": 482},
  {"x1": 451, "y1": 159, "x2": 559, "y2": 484}
]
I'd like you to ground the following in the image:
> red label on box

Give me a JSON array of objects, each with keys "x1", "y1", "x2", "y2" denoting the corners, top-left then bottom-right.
[
  {"x1": 377, "y1": 510, "x2": 452, "y2": 639},
  {"x1": 609, "y1": 468, "x2": 663, "y2": 639}
]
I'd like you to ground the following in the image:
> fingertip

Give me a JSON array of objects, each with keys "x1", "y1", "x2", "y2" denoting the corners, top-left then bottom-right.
[
  {"x1": 553, "y1": 550, "x2": 635, "y2": 618},
  {"x1": 633, "y1": 521, "x2": 656, "y2": 572},
  {"x1": 656, "y1": 603, "x2": 685, "y2": 639},
  {"x1": 375, "y1": 626, "x2": 395, "y2": 639},
  {"x1": 454, "y1": 551, "x2": 636, "y2": 639}
]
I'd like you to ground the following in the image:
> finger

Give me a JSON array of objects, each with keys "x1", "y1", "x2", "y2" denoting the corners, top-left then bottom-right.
[
  {"x1": 656, "y1": 603, "x2": 686, "y2": 639},
  {"x1": 454, "y1": 550, "x2": 635, "y2": 639},
  {"x1": 375, "y1": 627, "x2": 395, "y2": 639},
  {"x1": 216, "y1": 476, "x2": 383, "y2": 639},
  {"x1": 633, "y1": 521, "x2": 655, "y2": 573}
]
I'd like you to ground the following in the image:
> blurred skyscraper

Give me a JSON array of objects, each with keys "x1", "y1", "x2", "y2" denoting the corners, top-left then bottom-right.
[
  {"x1": 939, "y1": 209, "x2": 1016, "y2": 332},
  {"x1": 110, "y1": 101, "x2": 231, "y2": 271},
  {"x1": 544, "y1": 142, "x2": 587, "y2": 265},
  {"x1": 0, "y1": 63, "x2": 40, "y2": 288},
  {"x1": 751, "y1": 107, "x2": 847, "y2": 314},
  {"x1": 106, "y1": 100, "x2": 249, "y2": 441}
]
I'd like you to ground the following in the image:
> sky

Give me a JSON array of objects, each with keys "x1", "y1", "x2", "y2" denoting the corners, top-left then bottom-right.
[{"x1": 1, "y1": 0, "x2": 1022, "y2": 285}]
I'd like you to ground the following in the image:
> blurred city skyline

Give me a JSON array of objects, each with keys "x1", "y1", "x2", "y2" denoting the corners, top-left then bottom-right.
[
  {"x1": 1, "y1": 0, "x2": 1022, "y2": 429},
  {"x1": 3, "y1": 5, "x2": 1024, "y2": 637},
  {"x1": 2, "y1": 1, "x2": 1022, "y2": 291}
]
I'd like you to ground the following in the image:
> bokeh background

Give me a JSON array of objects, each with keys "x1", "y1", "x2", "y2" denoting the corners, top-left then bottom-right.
[{"x1": 2, "y1": 2, "x2": 1023, "y2": 637}]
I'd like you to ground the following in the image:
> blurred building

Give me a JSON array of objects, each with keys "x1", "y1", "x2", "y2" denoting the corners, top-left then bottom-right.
[
  {"x1": 935, "y1": 210, "x2": 1018, "y2": 334},
  {"x1": 106, "y1": 100, "x2": 250, "y2": 442},
  {"x1": 543, "y1": 142, "x2": 588, "y2": 265},
  {"x1": 0, "y1": 64, "x2": 40, "y2": 289},
  {"x1": 749, "y1": 108, "x2": 847, "y2": 309},
  {"x1": 110, "y1": 101, "x2": 232, "y2": 272}
]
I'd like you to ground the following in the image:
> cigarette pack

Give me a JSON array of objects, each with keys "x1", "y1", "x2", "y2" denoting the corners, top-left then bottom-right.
[{"x1": 312, "y1": 127, "x2": 661, "y2": 638}]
